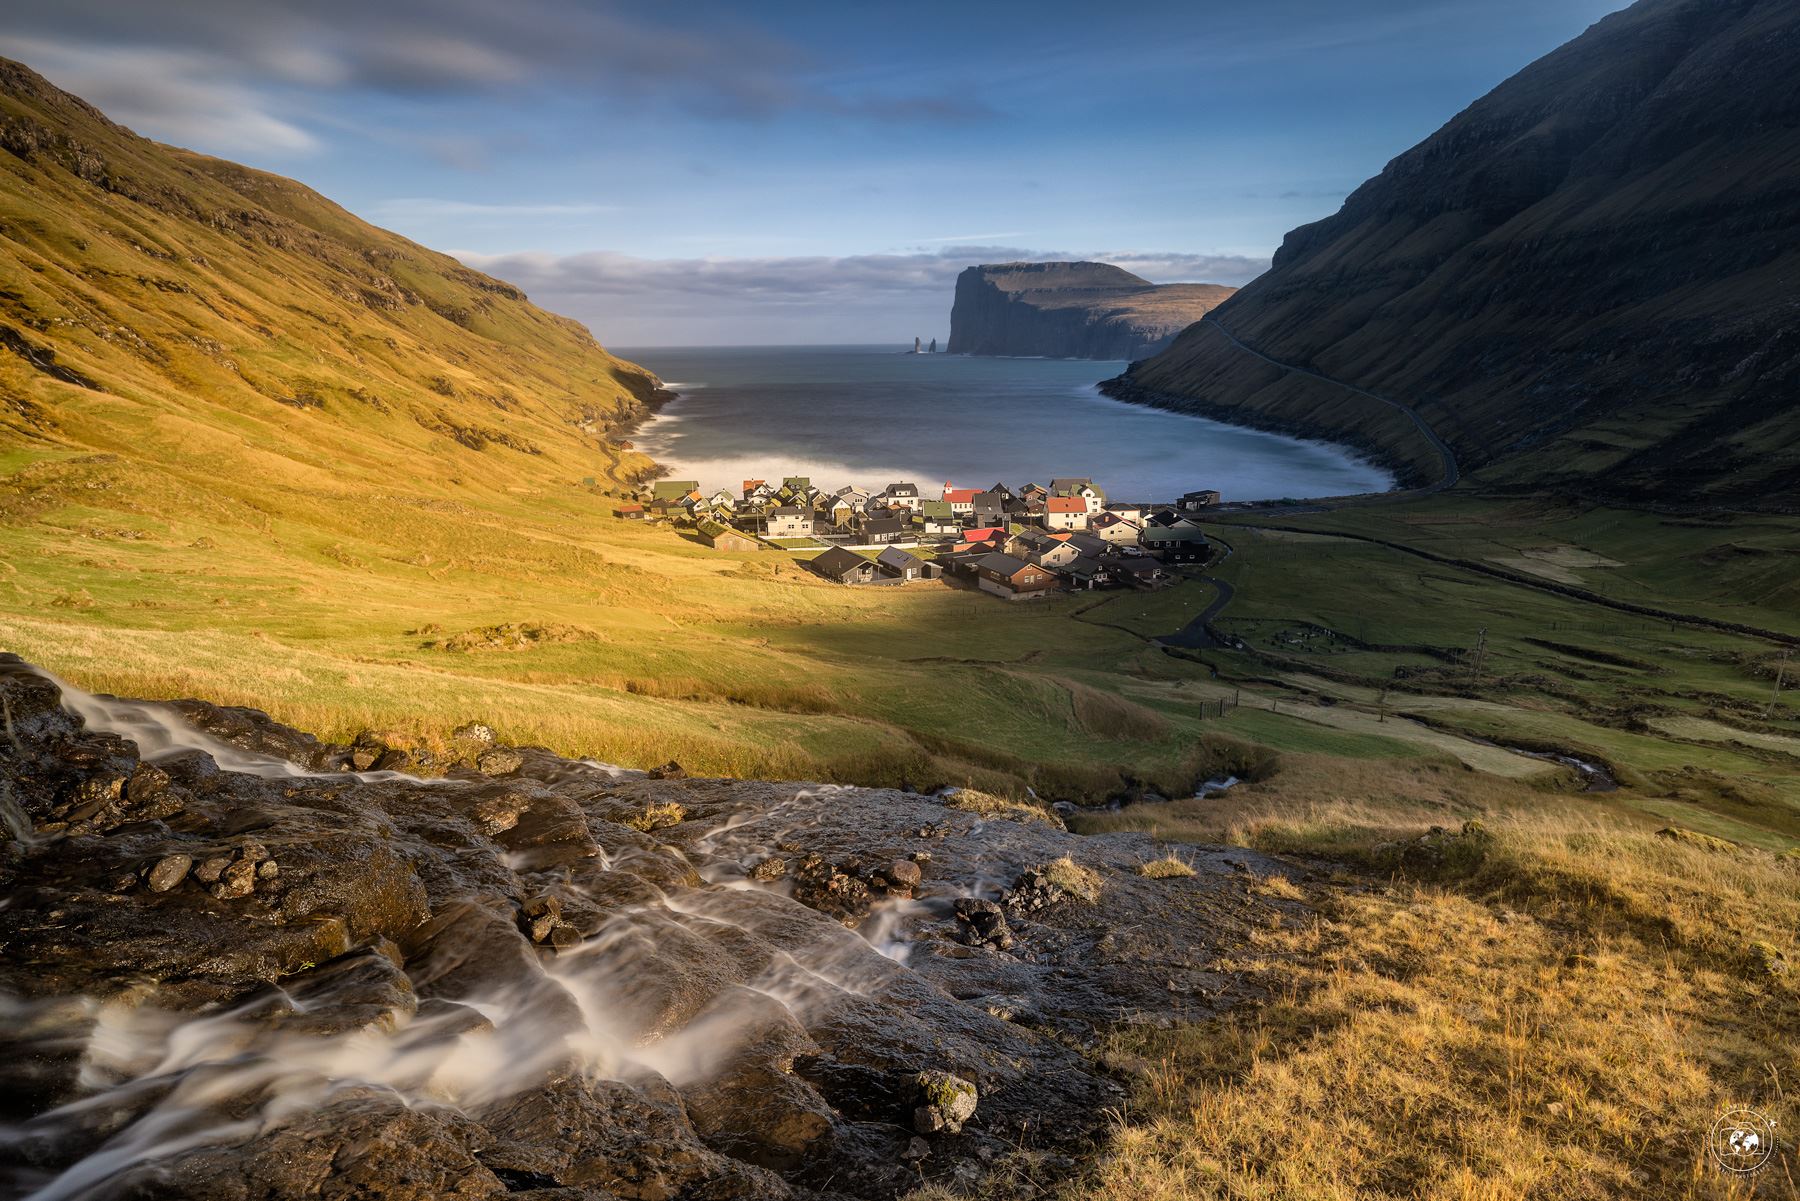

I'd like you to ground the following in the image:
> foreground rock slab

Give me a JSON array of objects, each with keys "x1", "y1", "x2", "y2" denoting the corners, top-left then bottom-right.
[{"x1": 0, "y1": 656, "x2": 1299, "y2": 1199}]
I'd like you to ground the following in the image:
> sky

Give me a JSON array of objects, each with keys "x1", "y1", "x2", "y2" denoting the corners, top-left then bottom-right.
[{"x1": 6, "y1": 0, "x2": 1627, "y2": 345}]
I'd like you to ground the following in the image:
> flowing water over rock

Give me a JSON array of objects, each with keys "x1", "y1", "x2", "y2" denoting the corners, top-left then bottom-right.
[{"x1": 0, "y1": 656, "x2": 1299, "y2": 1199}]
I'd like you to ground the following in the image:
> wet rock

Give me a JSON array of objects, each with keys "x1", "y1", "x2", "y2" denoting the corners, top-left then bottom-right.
[
  {"x1": 211, "y1": 858, "x2": 257, "y2": 899},
  {"x1": 144, "y1": 853, "x2": 192, "y2": 892},
  {"x1": 791, "y1": 854, "x2": 872, "y2": 927},
  {"x1": 647, "y1": 760, "x2": 687, "y2": 780},
  {"x1": 912, "y1": 1070, "x2": 978, "y2": 1135},
  {"x1": 886, "y1": 858, "x2": 922, "y2": 892},
  {"x1": 473, "y1": 792, "x2": 526, "y2": 835},
  {"x1": 194, "y1": 855, "x2": 233, "y2": 884},
  {"x1": 477, "y1": 747, "x2": 524, "y2": 776},
  {"x1": 952, "y1": 897, "x2": 1012, "y2": 950},
  {"x1": 350, "y1": 744, "x2": 384, "y2": 772},
  {"x1": 0, "y1": 657, "x2": 1297, "y2": 1201},
  {"x1": 371, "y1": 748, "x2": 413, "y2": 773}
]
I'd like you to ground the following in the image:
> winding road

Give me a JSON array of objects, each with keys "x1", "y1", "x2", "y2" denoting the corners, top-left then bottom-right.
[{"x1": 1195, "y1": 316, "x2": 1461, "y2": 496}]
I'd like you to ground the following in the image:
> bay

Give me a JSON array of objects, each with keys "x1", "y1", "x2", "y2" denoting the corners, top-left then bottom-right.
[{"x1": 617, "y1": 345, "x2": 1391, "y2": 502}]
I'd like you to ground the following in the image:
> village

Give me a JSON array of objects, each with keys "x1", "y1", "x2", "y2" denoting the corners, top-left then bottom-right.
[{"x1": 615, "y1": 475, "x2": 1222, "y2": 599}]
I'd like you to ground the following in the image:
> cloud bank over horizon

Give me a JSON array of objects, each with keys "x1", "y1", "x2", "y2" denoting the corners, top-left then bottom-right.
[{"x1": 457, "y1": 246, "x2": 1271, "y2": 346}]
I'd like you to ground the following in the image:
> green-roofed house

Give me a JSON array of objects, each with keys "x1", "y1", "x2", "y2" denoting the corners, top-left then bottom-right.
[
  {"x1": 917, "y1": 499, "x2": 959, "y2": 535},
  {"x1": 1139, "y1": 522, "x2": 1210, "y2": 564},
  {"x1": 696, "y1": 519, "x2": 762, "y2": 552},
  {"x1": 652, "y1": 479, "x2": 701, "y2": 502}
]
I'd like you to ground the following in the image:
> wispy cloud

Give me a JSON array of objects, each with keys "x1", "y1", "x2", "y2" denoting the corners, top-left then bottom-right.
[
  {"x1": 452, "y1": 244, "x2": 1268, "y2": 345},
  {"x1": 5, "y1": 36, "x2": 318, "y2": 155},
  {"x1": 457, "y1": 245, "x2": 1267, "y2": 308},
  {"x1": 371, "y1": 198, "x2": 621, "y2": 221}
]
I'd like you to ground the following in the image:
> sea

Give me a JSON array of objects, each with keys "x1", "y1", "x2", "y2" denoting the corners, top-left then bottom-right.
[{"x1": 616, "y1": 345, "x2": 1391, "y2": 503}]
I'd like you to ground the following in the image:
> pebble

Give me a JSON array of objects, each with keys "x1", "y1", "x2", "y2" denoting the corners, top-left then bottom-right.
[{"x1": 145, "y1": 853, "x2": 193, "y2": 893}]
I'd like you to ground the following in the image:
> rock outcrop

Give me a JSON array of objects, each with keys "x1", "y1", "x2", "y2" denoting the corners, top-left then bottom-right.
[
  {"x1": 0, "y1": 656, "x2": 1301, "y2": 1199},
  {"x1": 947, "y1": 262, "x2": 1235, "y2": 360},
  {"x1": 1110, "y1": 0, "x2": 1800, "y2": 507}
]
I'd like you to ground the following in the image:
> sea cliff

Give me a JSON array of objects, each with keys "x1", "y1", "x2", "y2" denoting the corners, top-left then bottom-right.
[{"x1": 947, "y1": 262, "x2": 1234, "y2": 360}]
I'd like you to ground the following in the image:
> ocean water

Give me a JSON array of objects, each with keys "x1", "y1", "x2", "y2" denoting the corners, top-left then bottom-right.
[{"x1": 616, "y1": 345, "x2": 1391, "y2": 503}]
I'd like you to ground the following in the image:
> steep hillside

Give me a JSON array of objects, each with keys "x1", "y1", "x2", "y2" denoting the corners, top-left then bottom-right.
[
  {"x1": 1110, "y1": 0, "x2": 1800, "y2": 506},
  {"x1": 948, "y1": 261, "x2": 1234, "y2": 359},
  {"x1": 0, "y1": 57, "x2": 665, "y2": 498}
]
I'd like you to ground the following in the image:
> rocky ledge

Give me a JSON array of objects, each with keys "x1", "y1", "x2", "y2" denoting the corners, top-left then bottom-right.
[{"x1": 0, "y1": 656, "x2": 1302, "y2": 1200}]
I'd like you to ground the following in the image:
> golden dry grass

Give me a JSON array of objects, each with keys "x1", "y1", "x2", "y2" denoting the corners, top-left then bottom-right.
[
  {"x1": 1067, "y1": 790, "x2": 1800, "y2": 1201},
  {"x1": 1138, "y1": 854, "x2": 1196, "y2": 879}
]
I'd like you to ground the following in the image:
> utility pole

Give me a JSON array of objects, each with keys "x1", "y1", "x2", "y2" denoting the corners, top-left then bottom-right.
[
  {"x1": 1377, "y1": 686, "x2": 1389, "y2": 724},
  {"x1": 1767, "y1": 649, "x2": 1791, "y2": 719},
  {"x1": 1468, "y1": 627, "x2": 1488, "y2": 684}
]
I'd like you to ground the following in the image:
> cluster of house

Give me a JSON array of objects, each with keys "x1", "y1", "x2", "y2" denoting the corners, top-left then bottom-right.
[{"x1": 616, "y1": 475, "x2": 1222, "y2": 600}]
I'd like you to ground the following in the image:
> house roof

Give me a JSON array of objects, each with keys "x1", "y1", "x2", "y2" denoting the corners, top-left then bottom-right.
[
  {"x1": 1060, "y1": 555, "x2": 1110, "y2": 579},
  {"x1": 1046, "y1": 496, "x2": 1086, "y2": 513},
  {"x1": 862, "y1": 515, "x2": 905, "y2": 534},
  {"x1": 918, "y1": 500, "x2": 954, "y2": 519},
  {"x1": 615, "y1": 502, "x2": 644, "y2": 512},
  {"x1": 885, "y1": 482, "x2": 919, "y2": 495},
  {"x1": 877, "y1": 547, "x2": 924, "y2": 570},
  {"x1": 810, "y1": 547, "x2": 871, "y2": 577},
  {"x1": 1143, "y1": 524, "x2": 1210, "y2": 543},
  {"x1": 942, "y1": 487, "x2": 980, "y2": 504},
  {"x1": 769, "y1": 505, "x2": 808, "y2": 517},
  {"x1": 963, "y1": 526, "x2": 1004, "y2": 541},
  {"x1": 1091, "y1": 512, "x2": 1126, "y2": 527},
  {"x1": 975, "y1": 552, "x2": 1033, "y2": 576},
  {"x1": 1066, "y1": 532, "x2": 1109, "y2": 554}
]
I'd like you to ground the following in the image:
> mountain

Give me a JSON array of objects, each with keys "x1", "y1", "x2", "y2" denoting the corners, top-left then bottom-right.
[
  {"x1": 1106, "y1": 0, "x2": 1800, "y2": 505},
  {"x1": 947, "y1": 261, "x2": 1235, "y2": 359},
  {"x1": 0, "y1": 57, "x2": 666, "y2": 499}
]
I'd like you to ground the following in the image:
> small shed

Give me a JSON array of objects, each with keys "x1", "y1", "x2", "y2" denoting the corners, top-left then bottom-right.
[{"x1": 809, "y1": 546, "x2": 878, "y2": 585}]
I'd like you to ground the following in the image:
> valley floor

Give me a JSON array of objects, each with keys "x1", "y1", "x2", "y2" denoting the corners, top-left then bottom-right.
[{"x1": 3, "y1": 447, "x2": 1797, "y2": 1197}]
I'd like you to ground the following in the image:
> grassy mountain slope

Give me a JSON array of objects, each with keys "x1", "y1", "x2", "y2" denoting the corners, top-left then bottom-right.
[
  {"x1": 0, "y1": 57, "x2": 664, "y2": 497},
  {"x1": 1117, "y1": 0, "x2": 1800, "y2": 507}
]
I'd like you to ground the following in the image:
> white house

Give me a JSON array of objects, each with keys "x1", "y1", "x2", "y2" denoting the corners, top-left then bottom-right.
[
  {"x1": 1044, "y1": 496, "x2": 1088, "y2": 531},
  {"x1": 765, "y1": 506, "x2": 813, "y2": 537},
  {"x1": 1091, "y1": 511, "x2": 1141, "y2": 546}
]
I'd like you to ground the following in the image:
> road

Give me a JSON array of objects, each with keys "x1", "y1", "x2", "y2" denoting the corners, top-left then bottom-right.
[
  {"x1": 1153, "y1": 576, "x2": 1236, "y2": 649},
  {"x1": 1195, "y1": 316, "x2": 1460, "y2": 495}
]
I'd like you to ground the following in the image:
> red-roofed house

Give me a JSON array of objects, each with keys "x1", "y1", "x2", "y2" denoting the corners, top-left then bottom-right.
[
  {"x1": 1044, "y1": 496, "x2": 1088, "y2": 531},
  {"x1": 942, "y1": 485, "x2": 981, "y2": 516}
]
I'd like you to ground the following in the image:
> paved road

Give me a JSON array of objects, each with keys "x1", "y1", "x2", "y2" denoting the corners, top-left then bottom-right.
[{"x1": 1154, "y1": 576, "x2": 1236, "y2": 649}]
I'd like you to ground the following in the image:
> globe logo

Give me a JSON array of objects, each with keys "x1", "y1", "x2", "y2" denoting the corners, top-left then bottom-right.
[{"x1": 1709, "y1": 1106, "x2": 1777, "y2": 1176}]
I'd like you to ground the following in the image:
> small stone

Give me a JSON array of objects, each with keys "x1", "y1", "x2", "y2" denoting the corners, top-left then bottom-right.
[
  {"x1": 530, "y1": 913, "x2": 559, "y2": 943},
  {"x1": 145, "y1": 854, "x2": 193, "y2": 893},
  {"x1": 211, "y1": 858, "x2": 257, "y2": 899},
  {"x1": 902, "y1": 1136, "x2": 930, "y2": 1161},
  {"x1": 256, "y1": 859, "x2": 280, "y2": 880},
  {"x1": 523, "y1": 892, "x2": 563, "y2": 920},
  {"x1": 476, "y1": 748, "x2": 523, "y2": 777},
  {"x1": 548, "y1": 923, "x2": 582, "y2": 950},
  {"x1": 452, "y1": 722, "x2": 496, "y2": 744},
  {"x1": 194, "y1": 855, "x2": 233, "y2": 884},
  {"x1": 887, "y1": 859, "x2": 922, "y2": 890},
  {"x1": 370, "y1": 749, "x2": 412, "y2": 773},
  {"x1": 911, "y1": 1070, "x2": 978, "y2": 1135},
  {"x1": 350, "y1": 746, "x2": 382, "y2": 772},
  {"x1": 237, "y1": 840, "x2": 270, "y2": 863},
  {"x1": 748, "y1": 856, "x2": 788, "y2": 882},
  {"x1": 647, "y1": 761, "x2": 686, "y2": 780}
]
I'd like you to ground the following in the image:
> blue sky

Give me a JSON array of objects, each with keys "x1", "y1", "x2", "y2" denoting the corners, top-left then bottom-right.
[{"x1": 8, "y1": 0, "x2": 1626, "y2": 344}]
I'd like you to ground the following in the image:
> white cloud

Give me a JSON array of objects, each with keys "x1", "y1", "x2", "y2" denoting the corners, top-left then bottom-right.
[
  {"x1": 5, "y1": 37, "x2": 319, "y2": 154},
  {"x1": 455, "y1": 245, "x2": 1268, "y2": 345}
]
